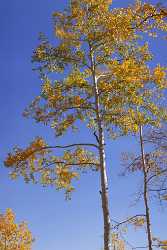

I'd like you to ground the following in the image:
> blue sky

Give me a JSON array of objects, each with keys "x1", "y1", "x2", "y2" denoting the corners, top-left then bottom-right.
[{"x1": 0, "y1": 1, "x2": 167, "y2": 250}]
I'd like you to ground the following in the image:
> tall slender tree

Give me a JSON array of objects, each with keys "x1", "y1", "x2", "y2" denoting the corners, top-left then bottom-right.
[
  {"x1": 121, "y1": 121, "x2": 167, "y2": 249},
  {"x1": 4, "y1": 1, "x2": 167, "y2": 249},
  {"x1": 145, "y1": 125, "x2": 167, "y2": 201},
  {"x1": 139, "y1": 124, "x2": 153, "y2": 250}
]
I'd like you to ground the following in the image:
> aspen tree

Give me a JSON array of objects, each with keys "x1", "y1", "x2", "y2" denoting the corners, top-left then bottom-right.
[{"x1": 4, "y1": 1, "x2": 167, "y2": 249}]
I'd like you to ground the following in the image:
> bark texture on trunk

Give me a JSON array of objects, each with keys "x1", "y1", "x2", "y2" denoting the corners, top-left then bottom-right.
[
  {"x1": 94, "y1": 78, "x2": 111, "y2": 250},
  {"x1": 139, "y1": 125, "x2": 153, "y2": 250},
  {"x1": 98, "y1": 129, "x2": 111, "y2": 250}
]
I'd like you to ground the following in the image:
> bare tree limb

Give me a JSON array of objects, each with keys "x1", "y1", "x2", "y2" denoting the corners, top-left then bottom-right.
[{"x1": 111, "y1": 214, "x2": 146, "y2": 230}]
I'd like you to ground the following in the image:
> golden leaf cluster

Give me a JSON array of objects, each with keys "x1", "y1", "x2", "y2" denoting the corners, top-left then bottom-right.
[
  {"x1": 4, "y1": 137, "x2": 47, "y2": 168},
  {"x1": 0, "y1": 209, "x2": 33, "y2": 250},
  {"x1": 153, "y1": 237, "x2": 167, "y2": 249},
  {"x1": 111, "y1": 233, "x2": 125, "y2": 250},
  {"x1": 129, "y1": 216, "x2": 145, "y2": 228}
]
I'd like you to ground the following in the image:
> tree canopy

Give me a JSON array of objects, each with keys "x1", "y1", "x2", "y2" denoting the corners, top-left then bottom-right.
[{"x1": 4, "y1": 1, "x2": 167, "y2": 249}]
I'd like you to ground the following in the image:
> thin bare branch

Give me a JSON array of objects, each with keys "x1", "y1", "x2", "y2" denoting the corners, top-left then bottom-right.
[
  {"x1": 147, "y1": 168, "x2": 167, "y2": 184},
  {"x1": 45, "y1": 161, "x2": 99, "y2": 168},
  {"x1": 149, "y1": 187, "x2": 167, "y2": 192},
  {"x1": 111, "y1": 214, "x2": 146, "y2": 230},
  {"x1": 45, "y1": 143, "x2": 99, "y2": 149}
]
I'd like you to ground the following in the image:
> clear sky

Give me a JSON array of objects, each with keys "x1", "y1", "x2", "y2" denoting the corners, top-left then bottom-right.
[{"x1": 0, "y1": 1, "x2": 167, "y2": 250}]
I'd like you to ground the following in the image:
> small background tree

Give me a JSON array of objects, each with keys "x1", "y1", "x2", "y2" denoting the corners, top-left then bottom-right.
[{"x1": 0, "y1": 209, "x2": 33, "y2": 250}]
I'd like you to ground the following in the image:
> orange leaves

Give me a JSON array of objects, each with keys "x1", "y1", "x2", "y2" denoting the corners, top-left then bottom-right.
[
  {"x1": 54, "y1": 147, "x2": 99, "y2": 198},
  {"x1": 111, "y1": 233, "x2": 125, "y2": 250},
  {"x1": 0, "y1": 209, "x2": 33, "y2": 250},
  {"x1": 72, "y1": 0, "x2": 112, "y2": 14},
  {"x1": 55, "y1": 26, "x2": 68, "y2": 39},
  {"x1": 56, "y1": 166, "x2": 79, "y2": 193},
  {"x1": 49, "y1": 146, "x2": 99, "y2": 197},
  {"x1": 59, "y1": 147, "x2": 99, "y2": 170},
  {"x1": 153, "y1": 238, "x2": 167, "y2": 249},
  {"x1": 154, "y1": 65, "x2": 166, "y2": 82},
  {"x1": 4, "y1": 141, "x2": 99, "y2": 198},
  {"x1": 54, "y1": 114, "x2": 76, "y2": 136},
  {"x1": 4, "y1": 137, "x2": 47, "y2": 168},
  {"x1": 55, "y1": 25, "x2": 79, "y2": 43},
  {"x1": 42, "y1": 79, "x2": 63, "y2": 107},
  {"x1": 42, "y1": 76, "x2": 87, "y2": 108},
  {"x1": 34, "y1": 44, "x2": 46, "y2": 61},
  {"x1": 129, "y1": 216, "x2": 145, "y2": 228},
  {"x1": 72, "y1": 96, "x2": 85, "y2": 106},
  {"x1": 152, "y1": 65, "x2": 167, "y2": 88},
  {"x1": 132, "y1": 1, "x2": 167, "y2": 33},
  {"x1": 82, "y1": 0, "x2": 112, "y2": 5},
  {"x1": 65, "y1": 69, "x2": 88, "y2": 89},
  {"x1": 42, "y1": 78, "x2": 53, "y2": 97},
  {"x1": 111, "y1": 58, "x2": 149, "y2": 87},
  {"x1": 98, "y1": 80, "x2": 114, "y2": 93},
  {"x1": 23, "y1": 69, "x2": 93, "y2": 135},
  {"x1": 118, "y1": 116, "x2": 139, "y2": 134},
  {"x1": 160, "y1": 240, "x2": 167, "y2": 250},
  {"x1": 4, "y1": 137, "x2": 50, "y2": 184}
]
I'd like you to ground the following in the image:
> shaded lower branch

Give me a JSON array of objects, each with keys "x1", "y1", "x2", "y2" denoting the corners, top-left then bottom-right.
[
  {"x1": 147, "y1": 168, "x2": 167, "y2": 184},
  {"x1": 149, "y1": 187, "x2": 167, "y2": 192},
  {"x1": 45, "y1": 143, "x2": 99, "y2": 149},
  {"x1": 44, "y1": 161, "x2": 100, "y2": 168},
  {"x1": 111, "y1": 214, "x2": 146, "y2": 230},
  {"x1": 132, "y1": 243, "x2": 167, "y2": 249}
]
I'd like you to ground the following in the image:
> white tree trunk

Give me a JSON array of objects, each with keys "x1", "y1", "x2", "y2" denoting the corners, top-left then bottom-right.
[
  {"x1": 90, "y1": 47, "x2": 111, "y2": 250},
  {"x1": 94, "y1": 76, "x2": 111, "y2": 250},
  {"x1": 139, "y1": 125, "x2": 153, "y2": 250}
]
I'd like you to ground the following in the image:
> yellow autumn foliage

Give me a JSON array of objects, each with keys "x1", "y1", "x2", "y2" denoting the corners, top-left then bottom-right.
[
  {"x1": 4, "y1": 137, "x2": 47, "y2": 168},
  {"x1": 0, "y1": 209, "x2": 33, "y2": 250}
]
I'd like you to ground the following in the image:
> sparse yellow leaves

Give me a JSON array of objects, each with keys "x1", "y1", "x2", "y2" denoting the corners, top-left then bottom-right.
[
  {"x1": 132, "y1": 1, "x2": 167, "y2": 35},
  {"x1": 153, "y1": 237, "x2": 167, "y2": 249},
  {"x1": 74, "y1": 0, "x2": 112, "y2": 12},
  {"x1": 42, "y1": 78, "x2": 53, "y2": 96},
  {"x1": 34, "y1": 44, "x2": 46, "y2": 61},
  {"x1": 129, "y1": 216, "x2": 145, "y2": 228},
  {"x1": 65, "y1": 69, "x2": 88, "y2": 89},
  {"x1": 139, "y1": 43, "x2": 153, "y2": 61},
  {"x1": 4, "y1": 141, "x2": 99, "y2": 198},
  {"x1": 116, "y1": 114, "x2": 139, "y2": 134},
  {"x1": 42, "y1": 78, "x2": 63, "y2": 106},
  {"x1": 160, "y1": 240, "x2": 167, "y2": 250},
  {"x1": 56, "y1": 167, "x2": 79, "y2": 190},
  {"x1": 111, "y1": 233, "x2": 125, "y2": 250},
  {"x1": 55, "y1": 115, "x2": 76, "y2": 136},
  {"x1": 117, "y1": 58, "x2": 149, "y2": 85},
  {"x1": 55, "y1": 25, "x2": 80, "y2": 43},
  {"x1": 0, "y1": 209, "x2": 33, "y2": 250},
  {"x1": 153, "y1": 65, "x2": 167, "y2": 88},
  {"x1": 54, "y1": 147, "x2": 99, "y2": 197}
]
